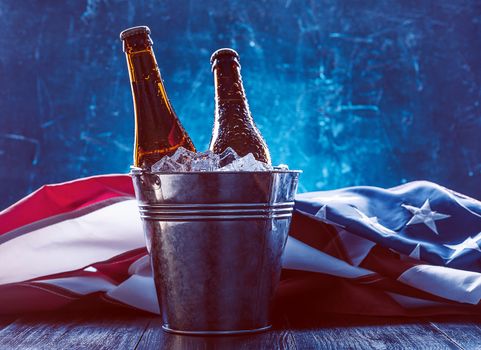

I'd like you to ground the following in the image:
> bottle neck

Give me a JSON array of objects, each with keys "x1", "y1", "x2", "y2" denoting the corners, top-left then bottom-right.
[
  {"x1": 123, "y1": 32, "x2": 173, "y2": 100},
  {"x1": 125, "y1": 45, "x2": 174, "y2": 114},
  {"x1": 213, "y1": 58, "x2": 248, "y2": 103},
  {"x1": 122, "y1": 32, "x2": 153, "y2": 54}
]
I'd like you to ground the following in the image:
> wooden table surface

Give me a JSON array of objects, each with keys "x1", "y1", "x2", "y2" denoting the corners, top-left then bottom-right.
[{"x1": 1, "y1": 305, "x2": 481, "y2": 350}]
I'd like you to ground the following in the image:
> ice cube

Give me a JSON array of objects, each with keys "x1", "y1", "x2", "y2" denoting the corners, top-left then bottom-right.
[
  {"x1": 190, "y1": 151, "x2": 220, "y2": 171},
  {"x1": 219, "y1": 153, "x2": 272, "y2": 171},
  {"x1": 274, "y1": 164, "x2": 289, "y2": 170},
  {"x1": 171, "y1": 147, "x2": 197, "y2": 166},
  {"x1": 151, "y1": 148, "x2": 276, "y2": 172},
  {"x1": 218, "y1": 147, "x2": 240, "y2": 167},
  {"x1": 151, "y1": 156, "x2": 186, "y2": 172}
]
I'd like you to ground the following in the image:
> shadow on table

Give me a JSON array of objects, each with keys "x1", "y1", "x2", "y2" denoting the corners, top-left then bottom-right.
[{"x1": 274, "y1": 271, "x2": 481, "y2": 330}]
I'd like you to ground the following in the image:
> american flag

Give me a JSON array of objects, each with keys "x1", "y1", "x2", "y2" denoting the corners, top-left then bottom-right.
[{"x1": 1, "y1": 175, "x2": 481, "y2": 316}]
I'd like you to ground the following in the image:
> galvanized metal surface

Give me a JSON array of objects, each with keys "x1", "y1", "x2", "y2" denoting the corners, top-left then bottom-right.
[{"x1": 131, "y1": 170, "x2": 300, "y2": 335}]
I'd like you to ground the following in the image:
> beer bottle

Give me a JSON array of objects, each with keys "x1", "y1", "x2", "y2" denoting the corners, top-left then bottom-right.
[
  {"x1": 120, "y1": 26, "x2": 195, "y2": 168},
  {"x1": 209, "y1": 48, "x2": 271, "y2": 164}
]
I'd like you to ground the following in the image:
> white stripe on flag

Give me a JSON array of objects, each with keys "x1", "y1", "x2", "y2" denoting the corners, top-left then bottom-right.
[
  {"x1": 386, "y1": 292, "x2": 447, "y2": 309},
  {"x1": 398, "y1": 264, "x2": 481, "y2": 305},
  {"x1": 107, "y1": 273, "x2": 159, "y2": 314},
  {"x1": 35, "y1": 276, "x2": 116, "y2": 295},
  {"x1": 282, "y1": 236, "x2": 374, "y2": 278},
  {"x1": 106, "y1": 254, "x2": 159, "y2": 313},
  {"x1": 33, "y1": 255, "x2": 159, "y2": 314},
  {"x1": 0, "y1": 199, "x2": 144, "y2": 285},
  {"x1": 338, "y1": 229, "x2": 376, "y2": 266}
]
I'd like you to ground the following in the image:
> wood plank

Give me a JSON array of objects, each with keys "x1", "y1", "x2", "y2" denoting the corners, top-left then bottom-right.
[
  {"x1": 430, "y1": 316, "x2": 481, "y2": 350},
  {"x1": 283, "y1": 312, "x2": 462, "y2": 350},
  {"x1": 289, "y1": 318, "x2": 460, "y2": 349},
  {"x1": 0, "y1": 309, "x2": 151, "y2": 350}
]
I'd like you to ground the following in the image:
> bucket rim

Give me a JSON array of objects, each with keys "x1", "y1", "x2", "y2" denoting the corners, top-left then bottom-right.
[{"x1": 130, "y1": 166, "x2": 302, "y2": 176}]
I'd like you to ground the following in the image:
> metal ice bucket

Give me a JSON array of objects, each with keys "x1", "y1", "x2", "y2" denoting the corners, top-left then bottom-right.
[{"x1": 131, "y1": 169, "x2": 300, "y2": 335}]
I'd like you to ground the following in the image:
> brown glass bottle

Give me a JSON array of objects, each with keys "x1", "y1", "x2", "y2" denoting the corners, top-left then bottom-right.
[
  {"x1": 209, "y1": 48, "x2": 271, "y2": 164},
  {"x1": 121, "y1": 26, "x2": 195, "y2": 168}
]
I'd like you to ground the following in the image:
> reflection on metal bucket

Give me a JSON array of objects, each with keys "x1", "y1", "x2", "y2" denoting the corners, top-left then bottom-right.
[{"x1": 131, "y1": 169, "x2": 300, "y2": 335}]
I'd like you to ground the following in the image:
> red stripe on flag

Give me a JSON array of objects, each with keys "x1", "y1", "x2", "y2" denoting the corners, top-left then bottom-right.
[
  {"x1": 0, "y1": 283, "x2": 77, "y2": 314},
  {"x1": 0, "y1": 174, "x2": 134, "y2": 235},
  {"x1": 30, "y1": 248, "x2": 148, "y2": 285}
]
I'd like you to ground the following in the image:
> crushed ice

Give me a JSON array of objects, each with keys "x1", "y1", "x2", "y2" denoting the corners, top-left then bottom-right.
[{"x1": 151, "y1": 147, "x2": 286, "y2": 172}]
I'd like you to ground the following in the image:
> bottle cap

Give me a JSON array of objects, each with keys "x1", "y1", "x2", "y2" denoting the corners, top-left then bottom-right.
[
  {"x1": 120, "y1": 26, "x2": 151, "y2": 41},
  {"x1": 210, "y1": 48, "x2": 240, "y2": 65}
]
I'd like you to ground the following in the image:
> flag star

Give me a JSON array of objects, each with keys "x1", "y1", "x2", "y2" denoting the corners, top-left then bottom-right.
[
  {"x1": 399, "y1": 243, "x2": 422, "y2": 262},
  {"x1": 402, "y1": 199, "x2": 450, "y2": 235},
  {"x1": 353, "y1": 208, "x2": 395, "y2": 235},
  {"x1": 315, "y1": 205, "x2": 345, "y2": 228},
  {"x1": 444, "y1": 232, "x2": 481, "y2": 264},
  {"x1": 408, "y1": 244, "x2": 422, "y2": 260}
]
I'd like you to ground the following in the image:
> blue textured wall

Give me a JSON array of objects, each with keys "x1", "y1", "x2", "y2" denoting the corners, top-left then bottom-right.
[{"x1": 1, "y1": 0, "x2": 480, "y2": 209}]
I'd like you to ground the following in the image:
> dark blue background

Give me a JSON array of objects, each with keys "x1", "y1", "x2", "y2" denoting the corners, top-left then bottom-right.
[{"x1": 1, "y1": 0, "x2": 480, "y2": 210}]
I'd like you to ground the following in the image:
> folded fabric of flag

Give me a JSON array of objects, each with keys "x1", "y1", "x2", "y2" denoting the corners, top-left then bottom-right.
[{"x1": 1, "y1": 175, "x2": 481, "y2": 316}]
